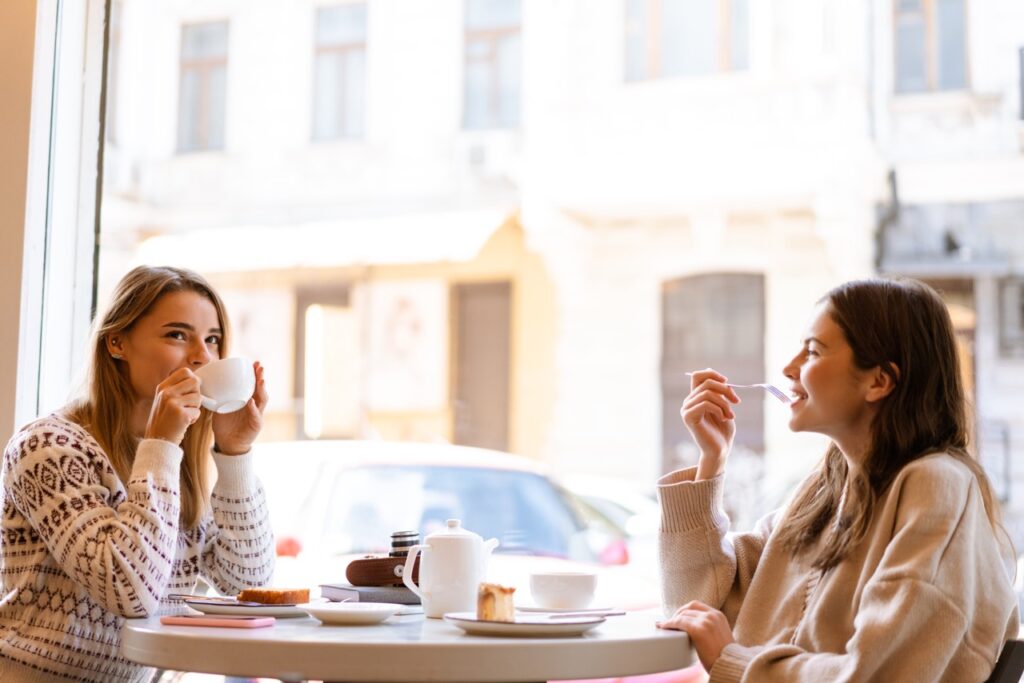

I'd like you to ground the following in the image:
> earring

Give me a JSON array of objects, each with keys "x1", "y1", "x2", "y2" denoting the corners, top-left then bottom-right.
[{"x1": 111, "y1": 354, "x2": 123, "y2": 360}]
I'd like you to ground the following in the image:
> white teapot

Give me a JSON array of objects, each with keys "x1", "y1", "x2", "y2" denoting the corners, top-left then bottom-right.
[{"x1": 403, "y1": 519, "x2": 499, "y2": 618}]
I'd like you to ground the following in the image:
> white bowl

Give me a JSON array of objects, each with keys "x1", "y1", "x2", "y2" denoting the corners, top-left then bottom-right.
[
  {"x1": 297, "y1": 602, "x2": 402, "y2": 625},
  {"x1": 529, "y1": 571, "x2": 597, "y2": 610}
]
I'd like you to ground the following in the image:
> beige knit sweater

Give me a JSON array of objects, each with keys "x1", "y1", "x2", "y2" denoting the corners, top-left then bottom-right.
[
  {"x1": 0, "y1": 415, "x2": 276, "y2": 682},
  {"x1": 658, "y1": 452, "x2": 1019, "y2": 682}
]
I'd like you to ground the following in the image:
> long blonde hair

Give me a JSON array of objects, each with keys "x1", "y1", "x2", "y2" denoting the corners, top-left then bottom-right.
[
  {"x1": 66, "y1": 266, "x2": 231, "y2": 528},
  {"x1": 774, "y1": 278, "x2": 1007, "y2": 571}
]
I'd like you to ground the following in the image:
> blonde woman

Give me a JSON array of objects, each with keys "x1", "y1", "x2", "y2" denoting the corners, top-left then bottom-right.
[
  {"x1": 0, "y1": 266, "x2": 275, "y2": 682},
  {"x1": 658, "y1": 278, "x2": 1018, "y2": 681}
]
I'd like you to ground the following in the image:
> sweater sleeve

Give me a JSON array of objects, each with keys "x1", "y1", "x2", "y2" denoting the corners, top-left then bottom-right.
[
  {"x1": 197, "y1": 449, "x2": 275, "y2": 595},
  {"x1": 708, "y1": 458, "x2": 1017, "y2": 682},
  {"x1": 2, "y1": 427, "x2": 183, "y2": 617},
  {"x1": 658, "y1": 467, "x2": 779, "y2": 620}
]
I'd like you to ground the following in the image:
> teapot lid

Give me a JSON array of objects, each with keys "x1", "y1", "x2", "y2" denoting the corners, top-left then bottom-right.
[{"x1": 425, "y1": 519, "x2": 480, "y2": 542}]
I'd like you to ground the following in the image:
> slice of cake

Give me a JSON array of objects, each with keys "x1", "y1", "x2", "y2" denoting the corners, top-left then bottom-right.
[
  {"x1": 477, "y1": 582, "x2": 515, "y2": 622},
  {"x1": 237, "y1": 587, "x2": 310, "y2": 605}
]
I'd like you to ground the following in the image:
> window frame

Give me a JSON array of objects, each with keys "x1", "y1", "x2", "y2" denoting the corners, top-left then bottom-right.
[
  {"x1": 624, "y1": 0, "x2": 748, "y2": 82},
  {"x1": 0, "y1": 0, "x2": 106, "y2": 436},
  {"x1": 462, "y1": 0, "x2": 522, "y2": 131},
  {"x1": 311, "y1": 3, "x2": 368, "y2": 142},
  {"x1": 176, "y1": 20, "x2": 230, "y2": 153},
  {"x1": 892, "y1": 0, "x2": 970, "y2": 94},
  {"x1": 998, "y1": 278, "x2": 1024, "y2": 358}
]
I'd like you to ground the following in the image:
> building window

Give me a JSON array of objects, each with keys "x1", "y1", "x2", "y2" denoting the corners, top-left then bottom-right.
[
  {"x1": 661, "y1": 273, "x2": 765, "y2": 472},
  {"x1": 177, "y1": 21, "x2": 229, "y2": 153},
  {"x1": 894, "y1": 0, "x2": 967, "y2": 93},
  {"x1": 463, "y1": 0, "x2": 521, "y2": 130},
  {"x1": 625, "y1": 0, "x2": 749, "y2": 82},
  {"x1": 999, "y1": 278, "x2": 1024, "y2": 358},
  {"x1": 313, "y1": 3, "x2": 367, "y2": 141}
]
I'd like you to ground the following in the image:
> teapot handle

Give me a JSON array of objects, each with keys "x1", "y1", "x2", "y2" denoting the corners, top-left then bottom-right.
[{"x1": 402, "y1": 545, "x2": 426, "y2": 599}]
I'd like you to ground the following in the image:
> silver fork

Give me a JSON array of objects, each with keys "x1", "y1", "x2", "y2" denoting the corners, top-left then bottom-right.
[{"x1": 685, "y1": 372, "x2": 792, "y2": 404}]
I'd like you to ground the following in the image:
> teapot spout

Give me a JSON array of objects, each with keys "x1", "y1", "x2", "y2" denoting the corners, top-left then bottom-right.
[{"x1": 484, "y1": 537, "x2": 499, "y2": 554}]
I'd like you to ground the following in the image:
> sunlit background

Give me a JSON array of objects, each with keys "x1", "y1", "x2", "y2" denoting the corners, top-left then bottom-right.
[{"x1": 95, "y1": 0, "x2": 1024, "y2": 566}]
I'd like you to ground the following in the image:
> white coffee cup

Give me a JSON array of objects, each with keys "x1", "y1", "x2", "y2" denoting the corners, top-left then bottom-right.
[
  {"x1": 529, "y1": 571, "x2": 597, "y2": 610},
  {"x1": 194, "y1": 357, "x2": 255, "y2": 414}
]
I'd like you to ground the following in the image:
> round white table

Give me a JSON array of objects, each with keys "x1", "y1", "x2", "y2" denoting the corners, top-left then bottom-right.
[{"x1": 121, "y1": 610, "x2": 694, "y2": 682}]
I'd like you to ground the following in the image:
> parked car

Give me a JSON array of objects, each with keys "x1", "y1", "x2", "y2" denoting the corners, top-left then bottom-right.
[
  {"x1": 250, "y1": 439, "x2": 658, "y2": 610},
  {"x1": 561, "y1": 474, "x2": 661, "y2": 576}
]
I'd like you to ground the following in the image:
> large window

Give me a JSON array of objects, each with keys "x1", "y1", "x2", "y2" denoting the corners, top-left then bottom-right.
[
  {"x1": 313, "y1": 3, "x2": 367, "y2": 141},
  {"x1": 661, "y1": 273, "x2": 765, "y2": 472},
  {"x1": 177, "y1": 21, "x2": 229, "y2": 152},
  {"x1": 625, "y1": 0, "x2": 749, "y2": 81},
  {"x1": 894, "y1": 0, "x2": 967, "y2": 93},
  {"x1": 1000, "y1": 278, "x2": 1024, "y2": 358},
  {"x1": 463, "y1": 0, "x2": 521, "y2": 130}
]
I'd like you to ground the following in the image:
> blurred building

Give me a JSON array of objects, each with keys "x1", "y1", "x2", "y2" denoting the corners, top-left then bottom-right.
[
  {"x1": 871, "y1": 1, "x2": 1024, "y2": 542},
  {"x1": 99, "y1": 0, "x2": 1024, "y2": 535}
]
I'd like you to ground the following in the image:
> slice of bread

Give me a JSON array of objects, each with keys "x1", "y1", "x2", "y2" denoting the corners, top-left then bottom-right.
[{"x1": 237, "y1": 587, "x2": 310, "y2": 605}]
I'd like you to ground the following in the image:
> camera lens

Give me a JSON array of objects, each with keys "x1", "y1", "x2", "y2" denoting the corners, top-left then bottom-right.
[{"x1": 389, "y1": 530, "x2": 419, "y2": 557}]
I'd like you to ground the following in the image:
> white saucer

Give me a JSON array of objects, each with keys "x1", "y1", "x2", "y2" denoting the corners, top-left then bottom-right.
[
  {"x1": 297, "y1": 602, "x2": 403, "y2": 625},
  {"x1": 516, "y1": 604, "x2": 613, "y2": 614},
  {"x1": 443, "y1": 612, "x2": 604, "y2": 637},
  {"x1": 182, "y1": 597, "x2": 307, "y2": 618}
]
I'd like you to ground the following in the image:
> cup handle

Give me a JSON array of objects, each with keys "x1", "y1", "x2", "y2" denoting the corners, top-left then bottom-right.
[{"x1": 403, "y1": 545, "x2": 425, "y2": 599}]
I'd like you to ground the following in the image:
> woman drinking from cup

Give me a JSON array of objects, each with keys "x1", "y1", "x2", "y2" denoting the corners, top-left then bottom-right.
[
  {"x1": 0, "y1": 265, "x2": 275, "y2": 682},
  {"x1": 657, "y1": 278, "x2": 1018, "y2": 681}
]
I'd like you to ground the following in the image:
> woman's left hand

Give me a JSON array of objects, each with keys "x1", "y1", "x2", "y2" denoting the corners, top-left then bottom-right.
[
  {"x1": 657, "y1": 600, "x2": 734, "y2": 672},
  {"x1": 212, "y1": 361, "x2": 268, "y2": 455}
]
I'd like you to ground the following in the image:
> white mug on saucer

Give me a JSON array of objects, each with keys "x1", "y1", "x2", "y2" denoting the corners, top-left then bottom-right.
[{"x1": 195, "y1": 357, "x2": 255, "y2": 414}]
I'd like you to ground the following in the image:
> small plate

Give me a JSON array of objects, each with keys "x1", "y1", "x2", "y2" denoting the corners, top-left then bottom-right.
[
  {"x1": 443, "y1": 612, "x2": 604, "y2": 637},
  {"x1": 516, "y1": 605, "x2": 613, "y2": 614},
  {"x1": 297, "y1": 602, "x2": 402, "y2": 625},
  {"x1": 182, "y1": 597, "x2": 307, "y2": 618}
]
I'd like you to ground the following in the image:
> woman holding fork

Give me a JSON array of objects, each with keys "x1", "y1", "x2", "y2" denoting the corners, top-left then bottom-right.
[{"x1": 656, "y1": 278, "x2": 1018, "y2": 681}]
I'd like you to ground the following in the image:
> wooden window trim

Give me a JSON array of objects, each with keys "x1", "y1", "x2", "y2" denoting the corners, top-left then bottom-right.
[
  {"x1": 631, "y1": 0, "x2": 744, "y2": 81},
  {"x1": 464, "y1": 24, "x2": 519, "y2": 128},
  {"x1": 314, "y1": 43, "x2": 366, "y2": 139},
  {"x1": 178, "y1": 23, "x2": 228, "y2": 152},
  {"x1": 893, "y1": 0, "x2": 970, "y2": 93}
]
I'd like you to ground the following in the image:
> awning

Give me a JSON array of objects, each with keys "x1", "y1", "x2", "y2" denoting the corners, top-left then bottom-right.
[{"x1": 133, "y1": 208, "x2": 511, "y2": 273}]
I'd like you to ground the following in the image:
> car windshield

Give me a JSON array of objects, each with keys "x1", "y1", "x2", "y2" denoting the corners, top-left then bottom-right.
[{"x1": 319, "y1": 465, "x2": 586, "y2": 558}]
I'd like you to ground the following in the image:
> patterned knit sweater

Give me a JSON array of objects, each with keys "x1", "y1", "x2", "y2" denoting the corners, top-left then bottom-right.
[
  {"x1": 658, "y1": 452, "x2": 1019, "y2": 682},
  {"x1": 0, "y1": 415, "x2": 275, "y2": 682}
]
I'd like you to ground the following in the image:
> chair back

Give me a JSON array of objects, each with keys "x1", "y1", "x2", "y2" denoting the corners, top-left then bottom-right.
[{"x1": 985, "y1": 639, "x2": 1024, "y2": 683}]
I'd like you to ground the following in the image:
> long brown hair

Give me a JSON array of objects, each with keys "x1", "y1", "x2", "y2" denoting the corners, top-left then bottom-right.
[
  {"x1": 65, "y1": 266, "x2": 231, "y2": 528},
  {"x1": 774, "y1": 278, "x2": 1006, "y2": 571}
]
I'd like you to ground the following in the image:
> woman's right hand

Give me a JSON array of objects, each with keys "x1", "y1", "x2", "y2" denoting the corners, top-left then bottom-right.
[
  {"x1": 144, "y1": 368, "x2": 202, "y2": 445},
  {"x1": 681, "y1": 368, "x2": 740, "y2": 480}
]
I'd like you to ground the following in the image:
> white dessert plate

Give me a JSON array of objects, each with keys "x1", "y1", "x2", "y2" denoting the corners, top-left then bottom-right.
[
  {"x1": 297, "y1": 602, "x2": 403, "y2": 625},
  {"x1": 443, "y1": 612, "x2": 605, "y2": 637},
  {"x1": 516, "y1": 604, "x2": 614, "y2": 614},
  {"x1": 181, "y1": 597, "x2": 308, "y2": 618}
]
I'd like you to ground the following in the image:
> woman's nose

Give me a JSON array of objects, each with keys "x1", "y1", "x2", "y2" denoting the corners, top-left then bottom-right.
[
  {"x1": 189, "y1": 341, "x2": 213, "y2": 366},
  {"x1": 782, "y1": 355, "x2": 800, "y2": 381}
]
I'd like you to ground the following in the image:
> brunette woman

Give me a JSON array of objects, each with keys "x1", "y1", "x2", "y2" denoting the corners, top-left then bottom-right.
[{"x1": 658, "y1": 278, "x2": 1018, "y2": 681}]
